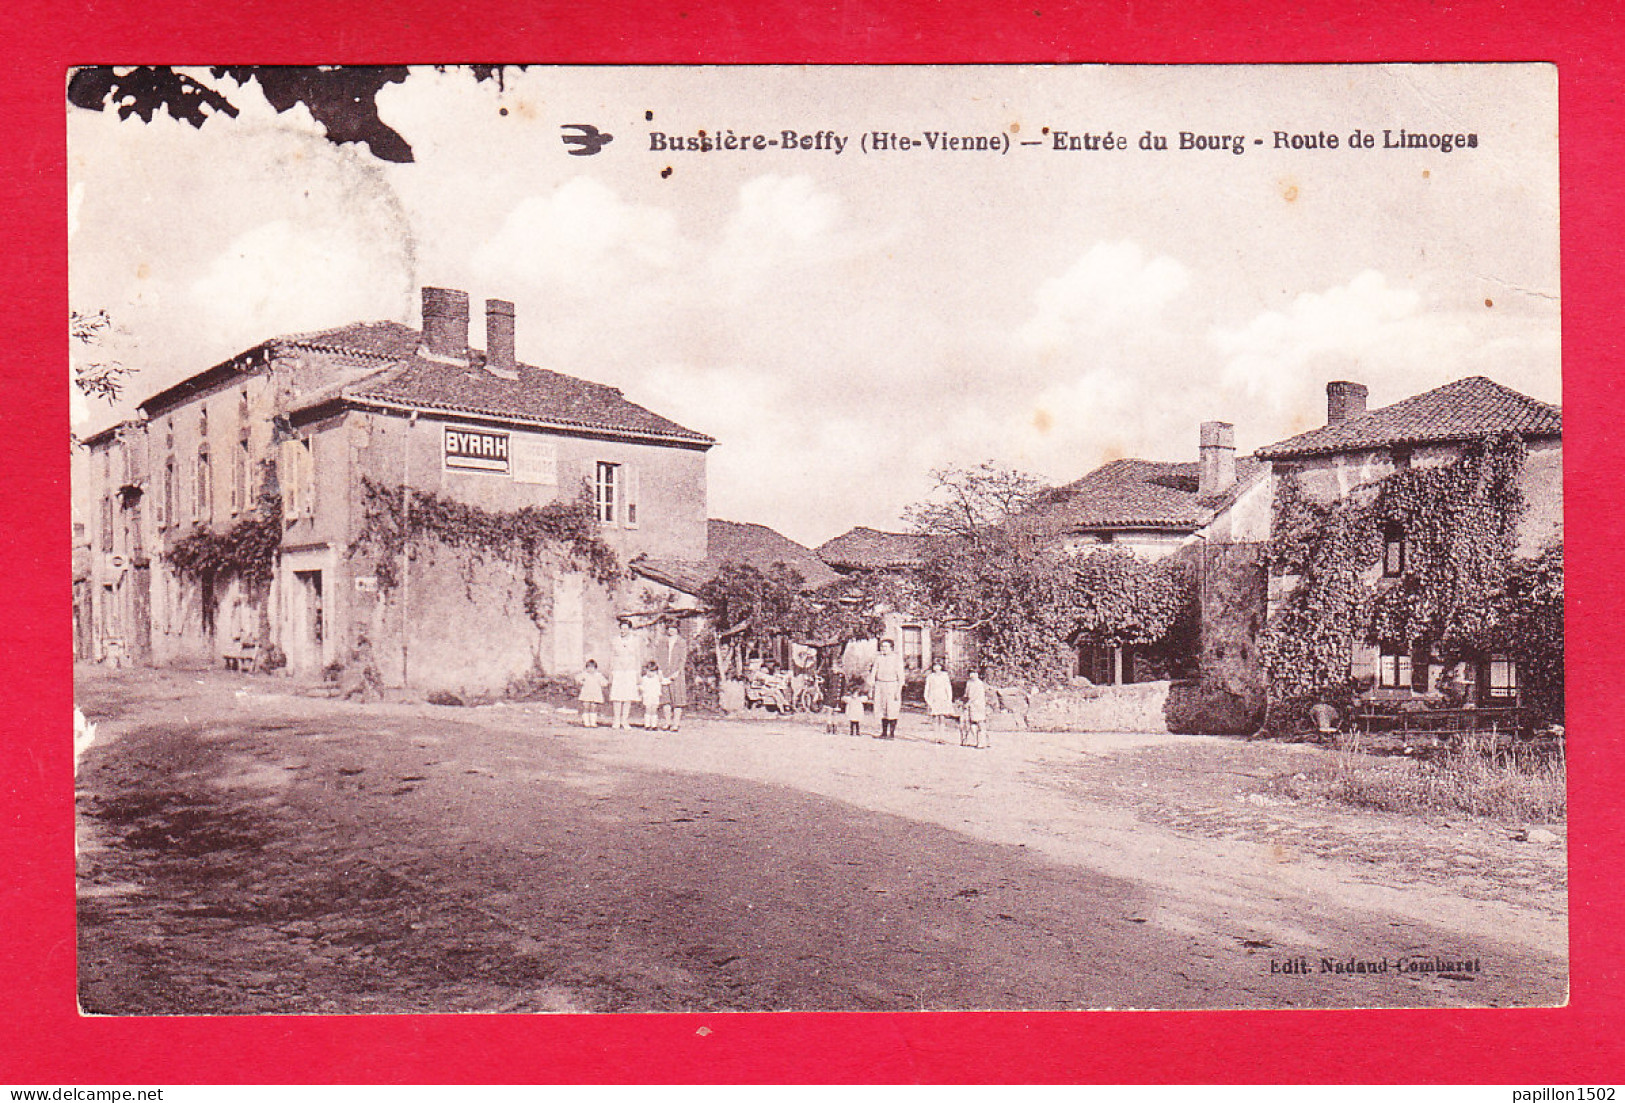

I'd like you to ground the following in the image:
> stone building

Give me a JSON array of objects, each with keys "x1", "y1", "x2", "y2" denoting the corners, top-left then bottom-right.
[
  {"x1": 1011, "y1": 422, "x2": 1272, "y2": 689},
  {"x1": 1256, "y1": 376, "x2": 1562, "y2": 706},
  {"x1": 79, "y1": 420, "x2": 151, "y2": 667},
  {"x1": 81, "y1": 287, "x2": 715, "y2": 694},
  {"x1": 814, "y1": 526, "x2": 979, "y2": 678}
]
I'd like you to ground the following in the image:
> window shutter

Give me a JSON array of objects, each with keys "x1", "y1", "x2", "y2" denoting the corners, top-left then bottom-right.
[
  {"x1": 1410, "y1": 643, "x2": 1431, "y2": 694},
  {"x1": 624, "y1": 465, "x2": 640, "y2": 528},
  {"x1": 302, "y1": 439, "x2": 316, "y2": 520},
  {"x1": 280, "y1": 440, "x2": 298, "y2": 521},
  {"x1": 585, "y1": 459, "x2": 602, "y2": 519}
]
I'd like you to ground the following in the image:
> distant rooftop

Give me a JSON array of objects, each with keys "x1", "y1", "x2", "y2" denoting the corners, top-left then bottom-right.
[
  {"x1": 633, "y1": 519, "x2": 840, "y2": 595},
  {"x1": 815, "y1": 526, "x2": 938, "y2": 571},
  {"x1": 1015, "y1": 456, "x2": 1264, "y2": 535},
  {"x1": 1257, "y1": 376, "x2": 1560, "y2": 460}
]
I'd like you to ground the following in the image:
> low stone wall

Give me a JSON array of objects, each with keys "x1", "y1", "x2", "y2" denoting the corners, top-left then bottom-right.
[{"x1": 1025, "y1": 680, "x2": 1173, "y2": 733}]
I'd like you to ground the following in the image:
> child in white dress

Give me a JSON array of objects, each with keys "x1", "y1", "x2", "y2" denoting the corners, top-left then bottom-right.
[
  {"x1": 639, "y1": 661, "x2": 664, "y2": 730},
  {"x1": 961, "y1": 668, "x2": 989, "y2": 748},
  {"x1": 843, "y1": 681, "x2": 867, "y2": 737},
  {"x1": 923, "y1": 659, "x2": 954, "y2": 739},
  {"x1": 578, "y1": 660, "x2": 607, "y2": 727}
]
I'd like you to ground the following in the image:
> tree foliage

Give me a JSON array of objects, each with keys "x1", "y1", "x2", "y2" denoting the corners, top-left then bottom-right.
[
  {"x1": 70, "y1": 309, "x2": 133, "y2": 405},
  {"x1": 1486, "y1": 541, "x2": 1564, "y2": 724},
  {"x1": 904, "y1": 460, "x2": 1050, "y2": 539},
  {"x1": 917, "y1": 529, "x2": 1194, "y2": 685},
  {"x1": 69, "y1": 65, "x2": 518, "y2": 164},
  {"x1": 699, "y1": 562, "x2": 814, "y2": 641},
  {"x1": 1259, "y1": 435, "x2": 1561, "y2": 724},
  {"x1": 1069, "y1": 548, "x2": 1194, "y2": 650}
]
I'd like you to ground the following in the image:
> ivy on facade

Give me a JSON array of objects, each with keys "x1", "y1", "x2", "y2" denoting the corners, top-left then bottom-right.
[
  {"x1": 166, "y1": 486, "x2": 282, "y2": 591},
  {"x1": 919, "y1": 533, "x2": 1194, "y2": 685},
  {"x1": 351, "y1": 477, "x2": 619, "y2": 627},
  {"x1": 1259, "y1": 434, "x2": 1560, "y2": 722}
]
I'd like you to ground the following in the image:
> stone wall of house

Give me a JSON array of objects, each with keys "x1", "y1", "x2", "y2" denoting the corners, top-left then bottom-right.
[
  {"x1": 1281, "y1": 439, "x2": 1561, "y2": 560},
  {"x1": 338, "y1": 409, "x2": 710, "y2": 692},
  {"x1": 1179, "y1": 540, "x2": 1268, "y2": 733}
]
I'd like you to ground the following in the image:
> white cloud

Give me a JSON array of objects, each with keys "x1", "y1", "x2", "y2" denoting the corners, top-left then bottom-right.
[
  {"x1": 189, "y1": 221, "x2": 402, "y2": 348},
  {"x1": 473, "y1": 178, "x2": 679, "y2": 290},
  {"x1": 710, "y1": 174, "x2": 841, "y2": 279},
  {"x1": 1209, "y1": 270, "x2": 1478, "y2": 432},
  {"x1": 1017, "y1": 241, "x2": 1191, "y2": 354}
]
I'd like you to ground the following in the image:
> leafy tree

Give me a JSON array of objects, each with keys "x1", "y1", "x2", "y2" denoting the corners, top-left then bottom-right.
[
  {"x1": 1485, "y1": 541, "x2": 1564, "y2": 725},
  {"x1": 698, "y1": 561, "x2": 814, "y2": 679},
  {"x1": 70, "y1": 309, "x2": 133, "y2": 405},
  {"x1": 699, "y1": 561, "x2": 811, "y2": 641},
  {"x1": 1069, "y1": 548, "x2": 1194, "y2": 653},
  {"x1": 905, "y1": 460, "x2": 1050, "y2": 539},
  {"x1": 899, "y1": 460, "x2": 1198, "y2": 685},
  {"x1": 69, "y1": 65, "x2": 517, "y2": 164},
  {"x1": 803, "y1": 570, "x2": 903, "y2": 647},
  {"x1": 919, "y1": 530, "x2": 1193, "y2": 685}
]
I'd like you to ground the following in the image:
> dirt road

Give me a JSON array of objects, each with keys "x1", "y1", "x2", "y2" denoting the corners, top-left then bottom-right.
[{"x1": 74, "y1": 666, "x2": 1567, "y2": 1013}]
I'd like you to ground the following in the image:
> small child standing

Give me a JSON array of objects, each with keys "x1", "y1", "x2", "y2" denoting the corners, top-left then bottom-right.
[
  {"x1": 578, "y1": 660, "x2": 608, "y2": 727},
  {"x1": 843, "y1": 681, "x2": 867, "y2": 737},
  {"x1": 639, "y1": 661, "x2": 665, "y2": 730},
  {"x1": 923, "y1": 659, "x2": 954, "y2": 739},
  {"x1": 962, "y1": 668, "x2": 989, "y2": 749}
]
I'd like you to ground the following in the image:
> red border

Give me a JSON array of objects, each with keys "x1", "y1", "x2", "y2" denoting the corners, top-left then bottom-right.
[{"x1": 6, "y1": 0, "x2": 1622, "y2": 1084}]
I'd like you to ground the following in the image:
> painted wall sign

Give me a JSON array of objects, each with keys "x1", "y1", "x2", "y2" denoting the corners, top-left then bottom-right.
[
  {"x1": 444, "y1": 426, "x2": 511, "y2": 474},
  {"x1": 512, "y1": 436, "x2": 559, "y2": 485}
]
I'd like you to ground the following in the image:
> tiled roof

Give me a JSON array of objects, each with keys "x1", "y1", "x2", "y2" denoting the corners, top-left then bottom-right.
[
  {"x1": 633, "y1": 519, "x2": 839, "y2": 595},
  {"x1": 1015, "y1": 457, "x2": 1264, "y2": 534},
  {"x1": 1257, "y1": 376, "x2": 1561, "y2": 460},
  {"x1": 138, "y1": 318, "x2": 715, "y2": 446},
  {"x1": 816, "y1": 526, "x2": 937, "y2": 571},
  {"x1": 629, "y1": 558, "x2": 713, "y2": 595},
  {"x1": 287, "y1": 321, "x2": 713, "y2": 446},
  {"x1": 277, "y1": 320, "x2": 424, "y2": 360},
  {"x1": 707, "y1": 519, "x2": 842, "y2": 588}
]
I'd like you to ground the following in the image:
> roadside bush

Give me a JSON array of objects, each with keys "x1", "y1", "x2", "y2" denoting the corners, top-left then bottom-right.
[
  {"x1": 504, "y1": 661, "x2": 578, "y2": 704},
  {"x1": 1164, "y1": 679, "x2": 1265, "y2": 735},
  {"x1": 426, "y1": 690, "x2": 465, "y2": 707}
]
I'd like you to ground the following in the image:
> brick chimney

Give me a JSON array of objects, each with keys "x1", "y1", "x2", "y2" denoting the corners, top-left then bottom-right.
[
  {"x1": 1326, "y1": 380, "x2": 1368, "y2": 425},
  {"x1": 1198, "y1": 421, "x2": 1236, "y2": 499},
  {"x1": 484, "y1": 298, "x2": 518, "y2": 380},
  {"x1": 420, "y1": 287, "x2": 469, "y2": 362}
]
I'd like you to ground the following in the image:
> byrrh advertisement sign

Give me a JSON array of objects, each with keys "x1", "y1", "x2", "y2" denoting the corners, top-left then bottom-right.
[{"x1": 444, "y1": 425, "x2": 510, "y2": 474}]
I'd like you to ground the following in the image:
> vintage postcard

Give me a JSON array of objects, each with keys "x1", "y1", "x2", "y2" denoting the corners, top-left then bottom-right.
[{"x1": 69, "y1": 64, "x2": 1562, "y2": 1014}]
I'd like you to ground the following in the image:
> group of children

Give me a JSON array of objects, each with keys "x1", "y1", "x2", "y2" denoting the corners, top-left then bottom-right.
[
  {"x1": 580, "y1": 653, "x2": 992, "y2": 747},
  {"x1": 844, "y1": 660, "x2": 990, "y2": 748},
  {"x1": 575, "y1": 659, "x2": 673, "y2": 730}
]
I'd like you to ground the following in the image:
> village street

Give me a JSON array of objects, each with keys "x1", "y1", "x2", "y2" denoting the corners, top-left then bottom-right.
[{"x1": 74, "y1": 665, "x2": 1567, "y2": 1014}]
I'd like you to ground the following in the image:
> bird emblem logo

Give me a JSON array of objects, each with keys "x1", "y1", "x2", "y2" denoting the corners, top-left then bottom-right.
[{"x1": 560, "y1": 124, "x2": 614, "y2": 156}]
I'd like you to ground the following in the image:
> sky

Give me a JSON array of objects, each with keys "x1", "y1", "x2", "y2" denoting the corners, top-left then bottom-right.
[{"x1": 68, "y1": 65, "x2": 1560, "y2": 547}]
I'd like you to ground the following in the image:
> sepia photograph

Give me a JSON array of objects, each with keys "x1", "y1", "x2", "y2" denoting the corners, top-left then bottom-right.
[{"x1": 68, "y1": 63, "x2": 1564, "y2": 1014}]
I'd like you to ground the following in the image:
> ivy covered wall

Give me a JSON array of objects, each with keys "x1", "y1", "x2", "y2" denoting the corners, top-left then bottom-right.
[{"x1": 1258, "y1": 433, "x2": 1563, "y2": 730}]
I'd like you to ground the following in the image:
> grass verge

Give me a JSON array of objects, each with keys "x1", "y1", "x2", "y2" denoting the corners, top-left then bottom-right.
[{"x1": 1270, "y1": 734, "x2": 1566, "y2": 823}]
